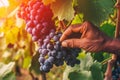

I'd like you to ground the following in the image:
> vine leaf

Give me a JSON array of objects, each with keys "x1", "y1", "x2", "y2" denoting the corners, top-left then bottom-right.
[
  {"x1": 0, "y1": 0, "x2": 20, "y2": 18},
  {"x1": 2, "y1": 72, "x2": 16, "y2": 80},
  {"x1": 74, "y1": 0, "x2": 114, "y2": 25},
  {"x1": 90, "y1": 62, "x2": 103, "y2": 80},
  {"x1": 71, "y1": 14, "x2": 84, "y2": 24},
  {"x1": 42, "y1": 0, "x2": 56, "y2": 5},
  {"x1": 0, "y1": 62, "x2": 15, "y2": 78},
  {"x1": 69, "y1": 71, "x2": 93, "y2": 80},
  {"x1": 100, "y1": 23, "x2": 115, "y2": 37},
  {"x1": 5, "y1": 27, "x2": 19, "y2": 44},
  {"x1": 51, "y1": 0, "x2": 75, "y2": 21},
  {"x1": 63, "y1": 65, "x2": 80, "y2": 80},
  {"x1": 23, "y1": 56, "x2": 31, "y2": 69},
  {"x1": 63, "y1": 53, "x2": 103, "y2": 80},
  {"x1": 29, "y1": 51, "x2": 41, "y2": 74},
  {"x1": 79, "y1": 53, "x2": 93, "y2": 71}
]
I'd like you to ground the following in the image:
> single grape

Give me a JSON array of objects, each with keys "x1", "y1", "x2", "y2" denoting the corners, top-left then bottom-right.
[
  {"x1": 47, "y1": 43, "x2": 54, "y2": 50},
  {"x1": 47, "y1": 56, "x2": 54, "y2": 63},
  {"x1": 38, "y1": 57, "x2": 45, "y2": 64}
]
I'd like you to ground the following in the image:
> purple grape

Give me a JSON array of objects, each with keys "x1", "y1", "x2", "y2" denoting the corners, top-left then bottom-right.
[
  {"x1": 54, "y1": 44, "x2": 60, "y2": 50},
  {"x1": 56, "y1": 51, "x2": 63, "y2": 59},
  {"x1": 47, "y1": 56, "x2": 54, "y2": 63},
  {"x1": 49, "y1": 32, "x2": 54, "y2": 38},
  {"x1": 41, "y1": 49, "x2": 48, "y2": 56},
  {"x1": 38, "y1": 31, "x2": 81, "y2": 73},
  {"x1": 41, "y1": 65, "x2": 50, "y2": 72},
  {"x1": 38, "y1": 57, "x2": 45, "y2": 63},
  {"x1": 53, "y1": 35, "x2": 59, "y2": 41},
  {"x1": 43, "y1": 38, "x2": 50, "y2": 44},
  {"x1": 47, "y1": 43, "x2": 54, "y2": 50},
  {"x1": 51, "y1": 50, "x2": 57, "y2": 57}
]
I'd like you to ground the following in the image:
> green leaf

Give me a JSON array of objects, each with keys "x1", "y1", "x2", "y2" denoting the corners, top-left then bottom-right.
[
  {"x1": 63, "y1": 65, "x2": 80, "y2": 80},
  {"x1": 0, "y1": 62, "x2": 15, "y2": 78},
  {"x1": 2, "y1": 72, "x2": 16, "y2": 80},
  {"x1": 63, "y1": 52, "x2": 103, "y2": 80},
  {"x1": 69, "y1": 71, "x2": 93, "y2": 80},
  {"x1": 51, "y1": 0, "x2": 75, "y2": 21},
  {"x1": 74, "y1": 0, "x2": 114, "y2": 25},
  {"x1": 79, "y1": 53, "x2": 93, "y2": 71},
  {"x1": 100, "y1": 23, "x2": 115, "y2": 37},
  {"x1": 90, "y1": 62, "x2": 103, "y2": 80},
  {"x1": 92, "y1": 52, "x2": 104, "y2": 62},
  {"x1": 63, "y1": 53, "x2": 93, "y2": 80},
  {"x1": 29, "y1": 51, "x2": 41, "y2": 74},
  {"x1": 71, "y1": 14, "x2": 83, "y2": 24}
]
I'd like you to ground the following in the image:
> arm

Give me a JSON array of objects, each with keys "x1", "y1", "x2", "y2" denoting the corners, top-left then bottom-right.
[
  {"x1": 104, "y1": 39, "x2": 120, "y2": 55},
  {"x1": 60, "y1": 21, "x2": 120, "y2": 55}
]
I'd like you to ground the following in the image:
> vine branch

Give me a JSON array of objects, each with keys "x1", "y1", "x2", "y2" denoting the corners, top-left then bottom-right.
[{"x1": 104, "y1": 0, "x2": 120, "y2": 80}]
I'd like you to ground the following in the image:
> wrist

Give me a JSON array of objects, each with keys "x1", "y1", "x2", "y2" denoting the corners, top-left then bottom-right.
[{"x1": 103, "y1": 38, "x2": 120, "y2": 54}]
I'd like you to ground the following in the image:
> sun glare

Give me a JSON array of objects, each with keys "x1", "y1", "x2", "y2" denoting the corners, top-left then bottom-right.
[{"x1": 0, "y1": 0, "x2": 9, "y2": 7}]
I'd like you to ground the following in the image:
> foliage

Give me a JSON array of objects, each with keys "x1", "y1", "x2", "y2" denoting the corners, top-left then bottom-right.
[
  {"x1": 0, "y1": 0, "x2": 117, "y2": 80},
  {"x1": 63, "y1": 53, "x2": 103, "y2": 80},
  {"x1": 73, "y1": 0, "x2": 115, "y2": 26},
  {"x1": 29, "y1": 51, "x2": 41, "y2": 74},
  {"x1": 0, "y1": 62, "x2": 16, "y2": 80},
  {"x1": 51, "y1": 0, "x2": 74, "y2": 21}
]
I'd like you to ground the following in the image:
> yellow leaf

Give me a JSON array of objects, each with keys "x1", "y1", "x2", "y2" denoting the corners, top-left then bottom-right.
[
  {"x1": 0, "y1": 7, "x2": 8, "y2": 18},
  {"x1": 0, "y1": 0, "x2": 20, "y2": 18},
  {"x1": 5, "y1": 27, "x2": 19, "y2": 44},
  {"x1": 51, "y1": 0, "x2": 75, "y2": 21},
  {"x1": 42, "y1": 0, "x2": 56, "y2": 5}
]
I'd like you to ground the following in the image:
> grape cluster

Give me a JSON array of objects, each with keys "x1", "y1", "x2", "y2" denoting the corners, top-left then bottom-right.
[
  {"x1": 38, "y1": 29, "x2": 81, "y2": 72},
  {"x1": 17, "y1": 0, "x2": 55, "y2": 41},
  {"x1": 112, "y1": 59, "x2": 120, "y2": 80},
  {"x1": 17, "y1": 0, "x2": 81, "y2": 73}
]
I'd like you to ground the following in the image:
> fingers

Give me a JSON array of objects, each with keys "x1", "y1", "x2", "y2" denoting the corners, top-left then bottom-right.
[
  {"x1": 60, "y1": 24, "x2": 82, "y2": 42},
  {"x1": 61, "y1": 39, "x2": 82, "y2": 48},
  {"x1": 60, "y1": 21, "x2": 91, "y2": 42}
]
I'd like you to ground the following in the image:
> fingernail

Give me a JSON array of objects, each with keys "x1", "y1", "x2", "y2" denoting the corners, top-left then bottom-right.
[{"x1": 62, "y1": 41, "x2": 67, "y2": 47}]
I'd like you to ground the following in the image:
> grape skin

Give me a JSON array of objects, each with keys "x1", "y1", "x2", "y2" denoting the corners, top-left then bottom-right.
[
  {"x1": 18, "y1": 0, "x2": 81, "y2": 73},
  {"x1": 17, "y1": 0, "x2": 55, "y2": 42},
  {"x1": 38, "y1": 30, "x2": 81, "y2": 72},
  {"x1": 112, "y1": 59, "x2": 120, "y2": 80}
]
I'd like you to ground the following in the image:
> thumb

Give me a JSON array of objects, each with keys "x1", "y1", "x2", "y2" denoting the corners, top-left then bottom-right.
[{"x1": 61, "y1": 39, "x2": 82, "y2": 48}]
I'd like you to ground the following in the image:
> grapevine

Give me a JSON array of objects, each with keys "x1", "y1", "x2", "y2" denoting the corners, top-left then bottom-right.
[
  {"x1": 0, "y1": 0, "x2": 118, "y2": 80},
  {"x1": 105, "y1": 0, "x2": 120, "y2": 80}
]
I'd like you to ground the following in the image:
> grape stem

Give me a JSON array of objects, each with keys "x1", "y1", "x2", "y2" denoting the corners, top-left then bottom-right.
[
  {"x1": 41, "y1": 72, "x2": 46, "y2": 80},
  {"x1": 29, "y1": 72, "x2": 38, "y2": 80},
  {"x1": 104, "y1": 0, "x2": 120, "y2": 80},
  {"x1": 30, "y1": 39, "x2": 34, "y2": 56},
  {"x1": 57, "y1": 21, "x2": 67, "y2": 32}
]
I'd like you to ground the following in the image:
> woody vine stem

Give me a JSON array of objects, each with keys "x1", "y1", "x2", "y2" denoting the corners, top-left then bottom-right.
[{"x1": 104, "y1": 0, "x2": 120, "y2": 80}]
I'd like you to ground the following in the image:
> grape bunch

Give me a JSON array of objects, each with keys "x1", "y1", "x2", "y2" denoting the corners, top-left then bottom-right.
[
  {"x1": 112, "y1": 58, "x2": 120, "y2": 80},
  {"x1": 17, "y1": 0, "x2": 81, "y2": 73},
  {"x1": 17, "y1": 0, "x2": 55, "y2": 41},
  {"x1": 38, "y1": 29, "x2": 81, "y2": 72}
]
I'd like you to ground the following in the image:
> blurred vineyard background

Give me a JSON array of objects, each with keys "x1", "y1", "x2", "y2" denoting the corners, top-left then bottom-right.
[{"x1": 0, "y1": 0, "x2": 117, "y2": 80}]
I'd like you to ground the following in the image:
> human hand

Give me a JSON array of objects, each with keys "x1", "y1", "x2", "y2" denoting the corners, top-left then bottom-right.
[{"x1": 60, "y1": 21, "x2": 111, "y2": 52}]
